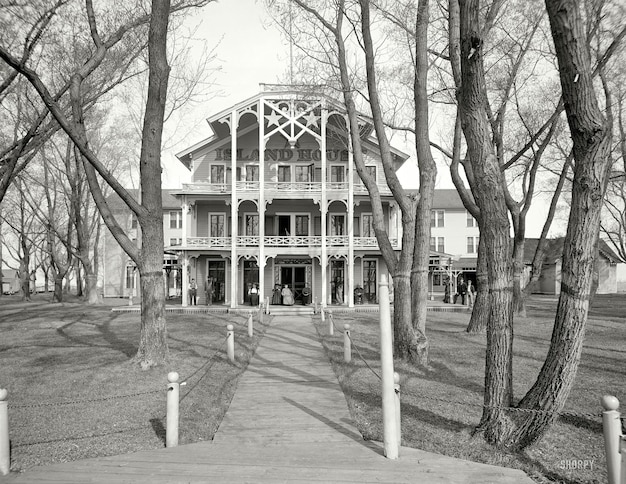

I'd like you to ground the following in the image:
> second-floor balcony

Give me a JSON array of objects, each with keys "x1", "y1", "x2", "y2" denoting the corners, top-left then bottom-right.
[
  {"x1": 181, "y1": 181, "x2": 390, "y2": 196},
  {"x1": 181, "y1": 236, "x2": 399, "y2": 250}
]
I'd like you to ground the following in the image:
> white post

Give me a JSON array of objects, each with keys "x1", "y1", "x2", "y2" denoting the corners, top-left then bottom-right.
[
  {"x1": 602, "y1": 395, "x2": 621, "y2": 484},
  {"x1": 320, "y1": 305, "x2": 325, "y2": 322},
  {"x1": 226, "y1": 324, "x2": 235, "y2": 363},
  {"x1": 343, "y1": 324, "x2": 351, "y2": 363},
  {"x1": 265, "y1": 296, "x2": 270, "y2": 314},
  {"x1": 166, "y1": 372, "x2": 180, "y2": 448},
  {"x1": 0, "y1": 389, "x2": 9, "y2": 475},
  {"x1": 328, "y1": 308, "x2": 334, "y2": 336},
  {"x1": 247, "y1": 312, "x2": 254, "y2": 337},
  {"x1": 379, "y1": 274, "x2": 398, "y2": 459},
  {"x1": 394, "y1": 372, "x2": 401, "y2": 448}
]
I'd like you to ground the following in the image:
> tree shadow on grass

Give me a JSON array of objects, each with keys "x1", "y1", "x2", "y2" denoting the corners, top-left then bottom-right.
[{"x1": 150, "y1": 417, "x2": 166, "y2": 446}]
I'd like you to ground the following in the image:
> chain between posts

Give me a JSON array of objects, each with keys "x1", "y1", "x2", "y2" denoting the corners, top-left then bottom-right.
[{"x1": 325, "y1": 312, "x2": 603, "y2": 422}]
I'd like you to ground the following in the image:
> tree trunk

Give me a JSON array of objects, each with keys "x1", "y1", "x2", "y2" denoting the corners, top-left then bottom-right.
[
  {"x1": 53, "y1": 275, "x2": 64, "y2": 302},
  {"x1": 393, "y1": 274, "x2": 419, "y2": 361},
  {"x1": 502, "y1": 0, "x2": 613, "y2": 449},
  {"x1": 466, "y1": 237, "x2": 489, "y2": 333},
  {"x1": 512, "y1": 238, "x2": 526, "y2": 317},
  {"x1": 458, "y1": 0, "x2": 515, "y2": 444},
  {"x1": 134, "y1": 0, "x2": 171, "y2": 368}
]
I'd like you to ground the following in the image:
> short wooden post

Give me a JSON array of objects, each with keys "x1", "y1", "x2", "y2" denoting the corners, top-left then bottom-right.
[
  {"x1": 394, "y1": 372, "x2": 401, "y2": 448},
  {"x1": 343, "y1": 324, "x2": 351, "y2": 363},
  {"x1": 226, "y1": 324, "x2": 235, "y2": 363},
  {"x1": 328, "y1": 309, "x2": 334, "y2": 336},
  {"x1": 0, "y1": 389, "x2": 9, "y2": 475},
  {"x1": 602, "y1": 395, "x2": 621, "y2": 484},
  {"x1": 320, "y1": 305, "x2": 325, "y2": 323},
  {"x1": 314, "y1": 298, "x2": 318, "y2": 314},
  {"x1": 247, "y1": 312, "x2": 254, "y2": 338},
  {"x1": 166, "y1": 372, "x2": 180, "y2": 448},
  {"x1": 128, "y1": 293, "x2": 133, "y2": 306},
  {"x1": 379, "y1": 274, "x2": 398, "y2": 459},
  {"x1": 265, "y1": 297, "x2": 270, "y2": 314}
]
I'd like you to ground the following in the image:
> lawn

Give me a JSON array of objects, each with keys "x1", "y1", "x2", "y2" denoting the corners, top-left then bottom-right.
[
  {"x1": 0, "y1": 295, "x2": 269, "y2": 473},
  {"x1": 314, "y1": 295, "x2": 625, "y2": 484}
]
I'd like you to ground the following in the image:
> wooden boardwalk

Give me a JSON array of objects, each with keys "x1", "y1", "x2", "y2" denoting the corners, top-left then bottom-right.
[{"x1": 1, "y1": 316, "x2": 534, "y2": 483}]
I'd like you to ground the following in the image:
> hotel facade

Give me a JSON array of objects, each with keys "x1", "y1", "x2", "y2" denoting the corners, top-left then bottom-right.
[{"x1": 102, "y1": 86, "x2": 481, "y2": 306}]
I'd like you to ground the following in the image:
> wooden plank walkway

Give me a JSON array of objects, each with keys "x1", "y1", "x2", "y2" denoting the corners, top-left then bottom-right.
[{"x1": 1, "y1": 315, "x2": 534, "y2": 483}]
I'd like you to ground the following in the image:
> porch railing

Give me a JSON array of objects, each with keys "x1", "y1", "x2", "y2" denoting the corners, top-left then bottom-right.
[{"x1": 184, "y1": 236, "x2": 398, "y2": 249}]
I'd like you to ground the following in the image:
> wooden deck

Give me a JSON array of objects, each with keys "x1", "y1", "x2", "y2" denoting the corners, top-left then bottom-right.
[{"x1": 1, "y1": 315, "x2": 534, "y2": 483}]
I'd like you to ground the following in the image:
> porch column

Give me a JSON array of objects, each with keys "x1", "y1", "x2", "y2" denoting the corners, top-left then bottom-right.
[
  {"x1": 259, "y1": 98, "x2": 266, "y2": 303},
  {"x1": 182, "y1": 198, "x2": 188, "y2": 247},
  {"x1": 230, "y1": 109, "x2": 238, "y2": 308},
  {"x1": 321, "y1": 106, "x2": 328, "y2": 307},
  {"x1": 181, "y1": 253, "x2": 188, "y2": 307},
  {"x1": 347, "y1": 124, "x2": 354, "y2": 308}
]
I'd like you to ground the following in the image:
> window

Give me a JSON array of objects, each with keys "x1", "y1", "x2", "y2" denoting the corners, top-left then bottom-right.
[
  {"x1": 210, "y1": 214, "x2": 225, "y2": 237},
  {"x1": 125, "y1": 266, "x2": 135, "y2": 290},
  {"x1": 295, "y1": 215, "x2": 309, "y2": 236},
  {"x1": 330, "y1": 215, "x2": 345, "y2": 235},
  {"x1": 365, "y1": 165, "x2": 377, "y2": 181},
  {"x1": 245, "y1": 214, "x2": 259, "y2": 236},
  {"x1": 210, "y1": 165, "x2": 225, "y2": 184},
  {"x1": 245, "y1": 165, "x2": 259, "y2": 181},
  {"x1": 295, "y1": 165, "x2": 311, "y2": 182},
  {"x1": 430, "y1": 210, "x2": 445, "y2": 227},
  {"x1": 130, "y1": 215, "x2": 138, "y2": 230},
  {"x1": 362, "y1": 214, "x2": 375, "y2": 237},
  {"x1": 430, "y1": 237, "x2": 445, "y2": 252},
  {"x1": 169, "y1": 211, "x2": 182, "y2": 229},
  {"x1": 169, "y1": 238, "x2": 182, "y2": 246},
  {"x1": 467, "y1": 211, "x2": 477, "y2": 227},
  {"x1": 278, "y1": 166, "x2": 291, "y2": 182},
  {"x1": 330, "y1": 165, "x2": 345, "y2": 183},
  {"x1": 467, "y1": 236, "x2": 479, "y2": 254}
]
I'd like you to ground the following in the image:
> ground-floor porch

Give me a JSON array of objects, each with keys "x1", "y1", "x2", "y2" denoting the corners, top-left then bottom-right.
[{"x1": 177, "y1": 251, "x2": 391, "y2": 309}]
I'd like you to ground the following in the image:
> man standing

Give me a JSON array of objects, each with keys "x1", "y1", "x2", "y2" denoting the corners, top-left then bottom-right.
[
  {"x1": 205, "y1": 277, "x2": 213, "y2": 306},
  {"x1": 189, "y1": 278, "x2": 198, "y2": 305},
  {"x1": 458, "y1": 278, "x2": 467, "y2": 305}
]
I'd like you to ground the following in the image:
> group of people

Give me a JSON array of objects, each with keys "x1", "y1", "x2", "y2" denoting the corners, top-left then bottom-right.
[
  {"x1": 443, "y1": 277, "x2": 475, "y2": 307},
  {"x1": 271, "y1": 284, "x2": 294, "y2": 306},
  {"x1": 188, "y1": 277, "x2": 216, "y2": 306}
]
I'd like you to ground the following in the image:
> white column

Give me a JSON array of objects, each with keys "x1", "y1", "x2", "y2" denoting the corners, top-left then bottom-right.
[
  {"x1": 182, "y1": 199, "x2": 188, "y2": 247},
  {"x1": 321, "y1": 106, "x2": 327, "y2": 307},
  {"x1": 259, "y1": 99, "x2": 266, "y2": 303},
  {"x1": 181, "y1": 254, "x2": 188, "y2": 307},
  {"x1": 230, "y1": 109, "x2": 238, "y2": 308},
  {"x1": 347, "y1": 128, "x2": 355, "y2": 308}
]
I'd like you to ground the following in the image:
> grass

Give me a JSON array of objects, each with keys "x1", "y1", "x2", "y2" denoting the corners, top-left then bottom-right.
[
  {"x1": 314, "y1": 295, "x2": 625, "y2": 484},
  {"x1": 0, "y1": 294, "x2": 270, "y2": 473}
]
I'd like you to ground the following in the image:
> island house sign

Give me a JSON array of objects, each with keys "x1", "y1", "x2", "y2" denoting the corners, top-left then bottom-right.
[{"x1": 214, "y1": 148, "x2": 352, "y2": 162}]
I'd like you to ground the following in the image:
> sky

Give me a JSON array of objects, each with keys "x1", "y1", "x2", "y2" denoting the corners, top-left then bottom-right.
[{"x1": 159, "y1": 0, "x2": 565, "y2": 238}]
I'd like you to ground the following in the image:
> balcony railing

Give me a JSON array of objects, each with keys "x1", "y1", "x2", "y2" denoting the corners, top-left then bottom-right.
[
  {"x1": 185, "y1": 236, "x2": 398, "y2": 249},
  {"x1": 181, "y1": 181, "x2": 391, "y2": 195}
]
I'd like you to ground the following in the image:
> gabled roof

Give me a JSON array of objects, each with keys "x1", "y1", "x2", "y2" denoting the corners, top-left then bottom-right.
[
  {"x1": 523, "y1": 238, "x2": 623, "y2": 264},
  {"x1": 174, "y1": 84, "x2": 410, "y2": 170}
]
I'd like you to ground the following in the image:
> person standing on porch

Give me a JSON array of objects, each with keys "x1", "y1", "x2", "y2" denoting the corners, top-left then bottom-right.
[
  {"x1": 205, "y1": 277, "x2": 213, "y2": 306},
  {"x1": 281, "y1": 284, "x2": 294, "y2": 306},
  {"x1": 189, "y1": 278, "x2": 198, "y2": 305},
  {"x1": 466, "y1": 280, "x2": 475, "y2": 308}
]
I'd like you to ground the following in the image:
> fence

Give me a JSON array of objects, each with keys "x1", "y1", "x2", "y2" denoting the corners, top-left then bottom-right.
[
  {"x1": 323, "y1": 281, "x2": 625, "y2": 480},
  {"x1": 0, "y1": 312, "x2": 263, "y2": 476}
]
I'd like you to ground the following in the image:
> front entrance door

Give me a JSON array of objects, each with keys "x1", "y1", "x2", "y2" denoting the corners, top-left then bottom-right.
[
  {"x1": 281, "y1": 266, "x2": 306, "y2": 304},
  {"x1": 207, "y1": 260, "x2": 226, "y2": 303}
]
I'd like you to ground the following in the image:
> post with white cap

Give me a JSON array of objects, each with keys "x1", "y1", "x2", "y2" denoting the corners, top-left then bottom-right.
[
  {"x1": 247, "y1": 312, "x2": 254, "y2": 338},
  {"x1": 226, "y1": 324, "x2": 235, "y2": 363},
  {"x1": 602, "y1": 395, "x2": 622, "y2": 484},
  {"x1": 343, "y1": 324, "x2": 351, "y2": 363},
  {"x1": 166, "y1": 373, "x2": 180, "y2": 448},
  {"x1": 379, "y1": 274, "x2": 398, "y2": 459},
  {"x1": 327, "y1": 308, "x2": 334, "y2": 336},
  {"x1": 0, "y1": 388, "x2": 9, "y2": 475}
]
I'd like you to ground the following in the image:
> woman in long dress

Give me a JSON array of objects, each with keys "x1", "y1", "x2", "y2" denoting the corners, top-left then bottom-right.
[
  {"x1": 272, "y1": 284, "x2": 282, "y2": 305},
  {"x1": 281, "y1": 284, "x2": 295, "y2": 306}
]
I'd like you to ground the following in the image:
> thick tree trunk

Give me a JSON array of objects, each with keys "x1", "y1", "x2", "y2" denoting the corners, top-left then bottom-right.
[
  {"x1": 458, "y1": 0, "x2": 515, "y2": 444},
  {"x1": 393, "y1": 275, "x2": 419, "y2": 361},
  {"x1": 53, "y1": 275, "x2": 64, "y2": 302},
  {"x1": 134, "y1": 0, "x2": 171, "y2": 368},
  {"x1": 466, "y1": 238, "x2": 488, "y2": 333},
  {"x1": 501, "y1": 0, "x2": 613, "y2": 449}
]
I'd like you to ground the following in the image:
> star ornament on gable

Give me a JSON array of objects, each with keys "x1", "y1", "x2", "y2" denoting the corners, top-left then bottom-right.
[
  {"x1": 266, "y1": 110, "x2": 283, "y2": 128},
  {"x1": 303, "y1": 111, "x2": 319, "y2": 128}
]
